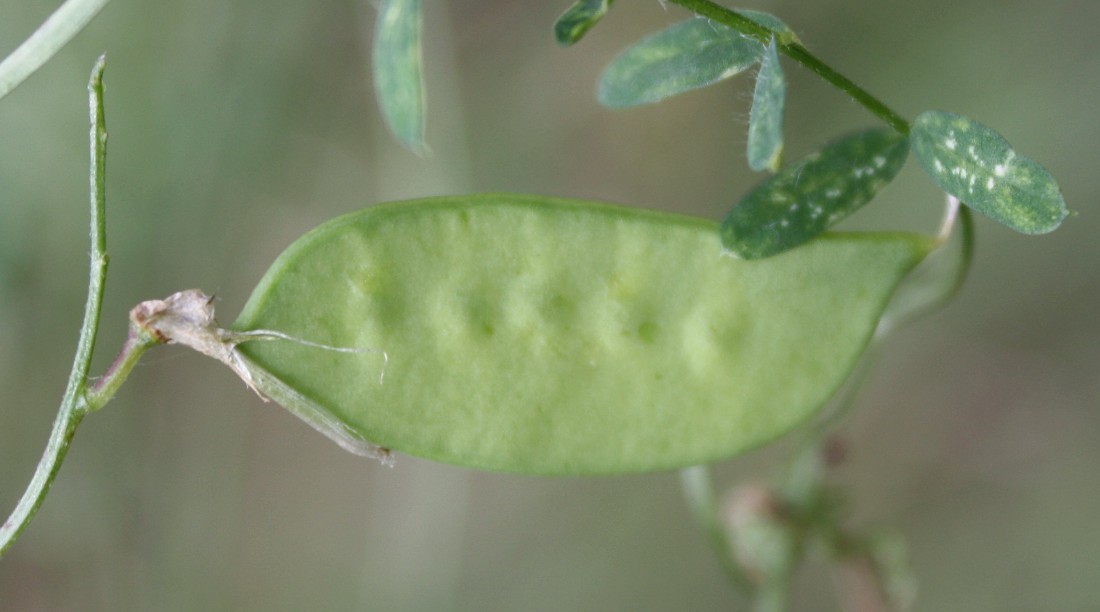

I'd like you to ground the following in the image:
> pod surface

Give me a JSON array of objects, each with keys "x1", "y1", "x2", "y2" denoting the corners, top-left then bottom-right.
[{"x1": 233, "y1": 194, "x2": 932, "y2": 475}]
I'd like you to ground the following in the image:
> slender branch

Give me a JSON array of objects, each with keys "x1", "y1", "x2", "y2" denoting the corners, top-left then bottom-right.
[
  {"x1": 679, "y1": 465, "x2": 755, "y2": 592},
  {"x1": 663, "y1": 0, "x2": 910, "y2": 134},
  {"x1": 0, "y1": 0, "x2": 112, "y2": 101},
  {"x1": 0, "y1": 396, "x2": 86, "y2": 559},
  {"x1": 938, "y1": 199, "x2": 975, "y2": 305},
  {"x1": 0, "y1": 55, "x2": 110, "y2": 558},
  {"x1": 85, "y1": 327, "x2": 158, "y2": 412}
]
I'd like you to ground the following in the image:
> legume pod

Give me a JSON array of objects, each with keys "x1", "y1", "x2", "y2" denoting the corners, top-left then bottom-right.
[{"x1": 233, "y1": 194, "x2": 933, "y2": 475}]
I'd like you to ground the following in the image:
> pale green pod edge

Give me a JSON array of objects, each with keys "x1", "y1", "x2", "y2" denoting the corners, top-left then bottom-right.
[{"x1": 233, "y1": 194, "x2": 933, "y2": 475}]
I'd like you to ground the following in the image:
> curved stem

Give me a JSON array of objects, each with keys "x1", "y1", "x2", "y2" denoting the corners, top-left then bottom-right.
[
  {"x1": 0, "y1": 402, "x2": 86, "y2": 558},
  {"x1": 0, "y1": 0, "x2": 112, "y2": 101},
  {"x1": 664, "y1": 0, "x2": 910, "y2": 134},
  {"x1": 0, "y1": 55, "x2": 110, "y2": 558},
  {"x1": 85, "y1": 328, "x2": 157, "y2": 411},
  {"x1": 936, "y1": 197, "x2": 975, "y2": 306}
]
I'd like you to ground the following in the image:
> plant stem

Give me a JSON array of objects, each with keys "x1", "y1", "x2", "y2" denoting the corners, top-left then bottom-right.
[
  {"x1": 663, "y1": 0, "x2": 910, "y2": 134},
  {"x1": 0, "y1": 0, "x2": 112, "y2": 101},
  {"x1": 937, "y1": 197, "x2": 975, "y2": 306},
  {"x1": 679, "y1": 465, "x2": 754, "y2": 592},
  {"x1": 85, "y1": 328, "x2": 158, "y2": 411},
  {"x1": 0, "y1": 55, "x2": 113, "y2": 559}
]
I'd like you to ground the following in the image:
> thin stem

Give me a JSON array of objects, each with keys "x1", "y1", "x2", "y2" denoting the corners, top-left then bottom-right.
[
  {"x1": 679, "y1": 465, "x2": 754, "y2": 592},
  {"x1": 0, "y1": 0, "x2": 112, "y2": 101},
  {"x1": 85, "y1": 328, "x2": 157, "y2": 412},
  {"x1": 937, "y1": 198, "x2": 975, "y2": 306},
  {"x1": 0, "y1": 399, "x2": 86, "y2": 558},
  {"x1": 876, "y1": 194, "x2": 976, "y2": 338},
  {"x1": 663, "y1": 0, "x2": 910, "y2": 134},
  {"x1": 0, "y1": 55, "x2": 110, "y2": 558}
]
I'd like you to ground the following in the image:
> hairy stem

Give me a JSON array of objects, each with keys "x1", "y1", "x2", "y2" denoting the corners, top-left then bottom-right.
[
  {"x1": 0, "y1": 55, "x2": 112, "y2": 558},
  {"x1": 664, "y1": 0, "x2": 910, "y2": 134}
]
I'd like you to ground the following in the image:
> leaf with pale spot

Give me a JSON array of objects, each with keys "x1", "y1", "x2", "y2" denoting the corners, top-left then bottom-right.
[
  {"x1": 747, "y1": 37, "x2": 785, "y2": 172},
  {"x1": 721, "y1": 128, "x2": 909, "y2": 259},
  {"x1": 598, "y1": 17, "x2": 763, "y2": 108},
  {"x1": 373, "y1": 0, "x2": 427, "y2": 154},
  {"x1": 554, "y1": 0, "x2": 615, "y2": 46},
  {"x1": 910, "y1": 111, "x2": 1067, "y2": 234}
]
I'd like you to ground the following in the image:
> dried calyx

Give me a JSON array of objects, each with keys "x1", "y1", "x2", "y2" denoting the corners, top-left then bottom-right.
[
  {"x1": 127, "y1": 290, "x2": 394, "y2": 464},
  {"x1": 130, "y1": 289, "x2": 267, "y2": 396}
]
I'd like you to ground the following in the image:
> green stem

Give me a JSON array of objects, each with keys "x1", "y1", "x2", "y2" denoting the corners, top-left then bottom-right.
[
  {"x1": 0, "y1": 55, "x2": 117, "y2": 559},
  {"x1": 0, "y1": 0, "x2": 112, "y2": 101},
  {"x1": 0, "y1": 395, "x2": 85, "y2": 559},
  {"x1": 85, "y1": 328, "x2": 157, "y2": 411},
  {"x1": 938, "y1": 201, "x2": 975, "y2": 307},
  {"x1": 663, "y1": 0, "x2": 910, "y2": 134}
]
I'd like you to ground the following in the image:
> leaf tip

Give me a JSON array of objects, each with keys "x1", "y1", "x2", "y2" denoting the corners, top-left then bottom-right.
[
  {"x1": 373, "y1": 0, "x2": 427, "y2": 154},
  {"x1": 554, "y1": 0, "x2": 613, "y2": 46},
  {"x1": 1019, "y1": 191, "x2": 1069, "y2": 235},
  {"x1": 747, "y1": 146, "x2": 783, "y2": 174}
]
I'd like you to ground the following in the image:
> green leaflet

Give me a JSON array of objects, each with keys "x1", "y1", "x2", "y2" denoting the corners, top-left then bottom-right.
[
  {"x1": 233, "y1": 195, "x2": 933, "y2": 475},
  {"x1": 747, "y1": 37, "x2": 786, "y2": 172},
  {"x1": 554, "y1": 0, "x2": 615, "y2": 46},
  {"x1": 910, "y1": 110, "x2": 1067, "y2": 234},
  {"x1": 722, "y1": 128, "x2": 910, "y2": 259},
  {"x1": 372, "y1": 0, "x2": 426, "y2": 154},
  {"x1": 598, "y1": 17, "x2": 763, "y2": 108}
]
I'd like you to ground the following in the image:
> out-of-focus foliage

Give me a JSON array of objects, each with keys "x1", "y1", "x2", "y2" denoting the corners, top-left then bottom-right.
[
  {"x1": 373, "y1": 0, "x2": 426, "y2": 154},
  {"x1": 598, "y1": 17, "x2": 762, "y2": 108},
  {"x1": 0, "y1": 1, "x2": 1097, "y2": 610},
  {"x1": 554, "y1": 0, "x2": 615, "y2": 46}
]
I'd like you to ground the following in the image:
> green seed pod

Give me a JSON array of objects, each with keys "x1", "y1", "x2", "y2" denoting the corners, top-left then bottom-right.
[{"x1": 232, "y1": 194, "x2": 932, "y2": 475}]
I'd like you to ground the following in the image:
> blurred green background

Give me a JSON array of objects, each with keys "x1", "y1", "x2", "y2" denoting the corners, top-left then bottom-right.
[{"x1": 1, "y1": 1, "x2": 1097, "y2": 609}]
